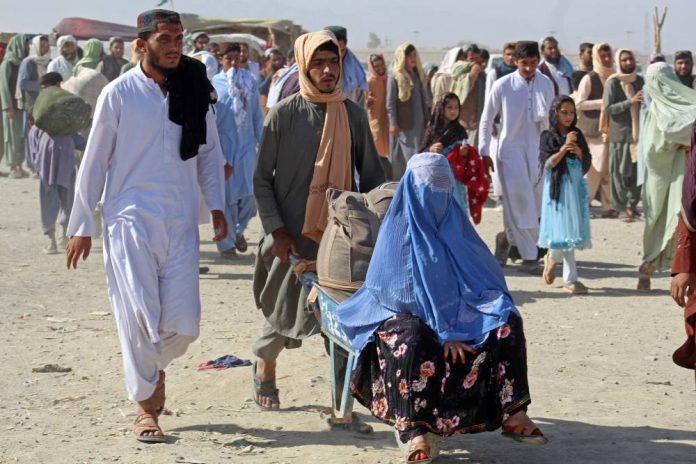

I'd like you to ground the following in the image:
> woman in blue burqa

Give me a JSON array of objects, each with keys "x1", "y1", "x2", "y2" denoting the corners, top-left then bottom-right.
[{"x1": 335, "y1": 153, "x2": 547, "y2": 463}]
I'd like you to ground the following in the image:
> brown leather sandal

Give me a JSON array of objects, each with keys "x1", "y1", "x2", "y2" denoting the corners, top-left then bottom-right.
[{"x1": 133, "y1": 413, "x2": 166, "y2": 443}]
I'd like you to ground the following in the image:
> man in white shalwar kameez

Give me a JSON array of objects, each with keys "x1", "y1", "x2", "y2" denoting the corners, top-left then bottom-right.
[
  {"x1": 479, "y1": 41, "x2": 554, "y2": 274},
  {"x1": 65, "y1": 9, "x2": 227, "y2": 443}
]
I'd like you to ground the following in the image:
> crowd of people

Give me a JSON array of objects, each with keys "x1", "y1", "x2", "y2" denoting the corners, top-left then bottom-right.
[{"x1": 3, "y1": 7, "x2": 696, "y2": 463}]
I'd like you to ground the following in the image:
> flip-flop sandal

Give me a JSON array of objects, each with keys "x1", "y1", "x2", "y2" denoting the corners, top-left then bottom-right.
[
  {"x1": 133, "y1": 413, "x2": 166, "y2": 443},
  {"x1": 501, "y1": 423, "x2": 548, "y2": 445},
  {"x1": 251, "y1": 361, "x2": 280, "y2": 411},
  {"x1": 394, "y1": 430, "x2": 441, "y2": 460}
]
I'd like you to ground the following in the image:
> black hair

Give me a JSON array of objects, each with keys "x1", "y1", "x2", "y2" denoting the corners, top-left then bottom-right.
[
  {"x1": 420, "y1": 92, "x2": 468, "y2": 152},
  {"x1": 40, "y1": 72, "x2": 63, "y2": 87},
  {"x1": 286, "y1": 48, "x2": 294, "y2": 60},
  {"x1": 597, "y1": 43, "x2": 611, "y2": 53},
  {"x1": 549, "y1": 95, "x2": 577, "y2": 130},
  {"x1": 316, "y1": 41, "x2": 339, "y2": 55},
  {"x1": 480, "y1": 49, "x2": 490, "y2": 61},
  {"x1": 223, "y1": 43, "x2": 242, "y2": 55},
  {"x1": 541, "y1": 36, "x2": 558, "y2": 50},
  {"x1": 404, "y1": 44, "x2": 416, "y2": 56},
  {"x1": 579, "y1": 42, "x2": 594, "y2": 54},
  {"x1": 456, "y1": 49, "x2": 466, "y2": 61},
  {"x1": 464, "y1": 43, "x2": 480, "y2": 55}
]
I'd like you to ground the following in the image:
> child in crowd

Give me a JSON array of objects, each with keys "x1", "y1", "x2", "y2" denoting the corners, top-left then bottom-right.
[
  {"x1": 538, "y1": 95, "x2": 592, "y2": 294},
  {"x1": 420, "y1": 92, "x2": 489, "y2": 224},
  {"x1": 29, "y1": 72, "x2": 86, "y2": 253}
]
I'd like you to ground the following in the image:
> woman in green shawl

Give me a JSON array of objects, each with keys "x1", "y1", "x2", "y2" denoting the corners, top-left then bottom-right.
[
  {"x1": 0, "y1": 34, "x2": 27, "y2": 177},
  {"x1": 638, "y1": 62, "x2": 696, "y2": 291},
  {"x1": 72, "y1": 39, "x2": 103, "y2": 76}
]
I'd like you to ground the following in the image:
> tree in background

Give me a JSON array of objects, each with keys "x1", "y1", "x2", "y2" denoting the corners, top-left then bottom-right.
[{"x1": 367, "y1": 33, "x2": 382, "y2": 49}]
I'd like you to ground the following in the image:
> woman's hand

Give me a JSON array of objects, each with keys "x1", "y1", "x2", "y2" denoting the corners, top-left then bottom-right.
[
  {"x1": 443, "y1": 341, "x2": 476, "y2": 364},
  {"x1": 429, "y1": 143, "x2": 443, "y2": 153},
  {"x1": 566, "y1": 131, "x2": 578, "y2": 144}
]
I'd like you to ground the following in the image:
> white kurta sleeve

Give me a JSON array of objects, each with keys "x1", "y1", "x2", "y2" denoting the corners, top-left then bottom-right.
[
  {"x1": 485, "y1": 69, "x2": 497, "y2": 98},
  {"x1": 67, "y1": 88, "x2": 120, "y2": 237},
  {"x1": 196, "y1": 107, "x2": 225, "y2": 212},
  {"x1": 478, "y1": 79, "x2": 502, "y2": 157}
]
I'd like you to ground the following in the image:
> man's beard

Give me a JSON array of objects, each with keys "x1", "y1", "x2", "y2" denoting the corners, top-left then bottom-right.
[
  {"x1": 145, "y1": 52, "x2": 179, "y2": 77},
  {"x1": 620, "y1": 65, "x2": 636, "y2": 74},
  {"x1": 546, "y1": 54, "x2": 560, "y2": 65},
  {"x1": 62, "y1": 51, "x2": 76, "y2": 61}
]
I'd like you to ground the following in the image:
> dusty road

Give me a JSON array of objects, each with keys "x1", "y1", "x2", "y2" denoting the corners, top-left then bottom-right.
[{"x1": 0, "y1": 174, "x2": 694, "y2": 463}]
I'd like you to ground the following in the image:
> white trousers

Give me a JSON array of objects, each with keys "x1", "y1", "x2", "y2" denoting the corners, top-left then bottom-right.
[
  {"x1": 550, "y1": 249, "x2": 578, "y2": 284},
  {"x1": 103, "y1": 218, "x2": 201, "y2": 401},
  {"x1": 498, "y1": 149, "x2": 542, "y2": 261}
]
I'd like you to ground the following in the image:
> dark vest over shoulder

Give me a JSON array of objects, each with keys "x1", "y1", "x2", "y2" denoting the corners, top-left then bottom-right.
[{"x1": 577, "y1": 71, "x2": 603, "y2": 138}]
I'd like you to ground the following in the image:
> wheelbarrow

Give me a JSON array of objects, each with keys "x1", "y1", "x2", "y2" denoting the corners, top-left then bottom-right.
[{"x1": 289, "y1": 255, "x2": 358, "y2": 427}]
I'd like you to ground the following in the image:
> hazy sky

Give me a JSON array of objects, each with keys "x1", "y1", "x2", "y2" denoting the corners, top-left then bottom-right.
[{"x1": 0, "y1": 0, "x2": 692, "y2": 54}]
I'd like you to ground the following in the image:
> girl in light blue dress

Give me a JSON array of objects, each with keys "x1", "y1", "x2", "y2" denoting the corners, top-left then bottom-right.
[{"x1": 538, "y1": 96, "x2": 592, "y2": 294}]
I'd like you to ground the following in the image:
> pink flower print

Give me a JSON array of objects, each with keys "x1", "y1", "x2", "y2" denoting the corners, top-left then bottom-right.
[
  {"x1": 396, "y1": 369, "x2": 402, "y2": 378},
  {"x1": 497, "y1": 323, "x2": 511, "y2": 339},
  {"x1": 372, "y1": 397, "x2": 389, "y2": 418},
  {"x1": 441, "y1": 376, "x2": 446, "y2": 393},
  {"x1": 432, "y1": 408, "x2": 439, "y2": 417},
  {"x1": 445, "y1": 362, "x2": 451, "y2": 378},
  {"x1": 395, "y1": 416, "x2": 409, "y2": 431},
  {"x1": 436, "y1": 416, "x2": 460, "y2": 433},
  {"x1": 379, "y1": 358, "x2": 386, "y2": 370},
  {"x1": 411, "y1": 378, "x2": 427, "y2": 392},
  {"x1": 371, "y1": 377, "x2": 385, "y2": 396},
  {"x1": 472, "y1": 352, "x2": 487, "y2": 369},
  {"x1": 500, "y1": 378, "x2": 514, "y2": 405},
  {"x1": 378, "y1": 331, "x2": 398, "y2": 348},
  {"x1": 463, "y1": 367, "x2": 479, "y2": 389},
  {"x1": 399, "y1": 379, "x2": 410, "y2": 397},
  {"x1": 393, "y1": 343, "x2": 408, "y2": 358},
  {"x1": 419, "y1": 361, "x2": 436, "y2": 379},
  {"x1": 414, "y1": 398, "x2": 428, "y2": 412}
]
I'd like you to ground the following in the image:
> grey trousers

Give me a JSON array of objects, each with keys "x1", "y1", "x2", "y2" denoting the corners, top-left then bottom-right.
[
  {"x1": 39, "y1": 175, "x2": 75, "y2": 235},
  {"x1": 252, "y1": 321, "x2": 303, "y2": 360},
  {"x1": 609, "y1": 142, "x2": 641, "y2": 211}
]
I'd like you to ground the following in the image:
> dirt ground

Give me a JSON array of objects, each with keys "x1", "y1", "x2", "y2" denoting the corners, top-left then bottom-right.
[{"x1": 1, "y1": 174, "x2": 694, "y2": 464}]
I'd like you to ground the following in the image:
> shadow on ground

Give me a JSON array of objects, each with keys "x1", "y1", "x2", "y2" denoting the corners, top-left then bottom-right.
[{"x1": 171, "y1": 415, "x2": 696, "y2": 463}]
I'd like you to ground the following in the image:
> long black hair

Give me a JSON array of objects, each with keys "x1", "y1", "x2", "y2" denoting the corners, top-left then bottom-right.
[
  {"x1": 539, "y1": 95, "x2": 591, "y2": 201},
  {"x1": 420, "y1": 92, "x2": 468, "y2": 152}
]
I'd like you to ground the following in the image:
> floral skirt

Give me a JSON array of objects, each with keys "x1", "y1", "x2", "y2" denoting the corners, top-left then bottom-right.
[{"x1": 351, "y1": 313, "x2": 531, "y2": 443}]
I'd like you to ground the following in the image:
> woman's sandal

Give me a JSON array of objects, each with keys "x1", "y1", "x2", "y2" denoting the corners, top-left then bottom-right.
[
  {"x1": 133, "y1": 413, "x2": 166, "y2": 443},
  {"x1": 405, "y1": 437, "x2": 432, "y2": 463},
  {"x1": 501, "y1": 423, "x2": 548, "y2": 445},
  {"x1": 251, "y1": 361, "x2": 280, "y2": 410}
]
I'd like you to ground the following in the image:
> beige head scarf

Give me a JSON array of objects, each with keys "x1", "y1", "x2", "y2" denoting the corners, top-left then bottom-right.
[
  {"x1": 600, "y1": 48, "x2": 640, "y2": 159},
  {"x1": 295, "y1": 30, "x2": 352, "y2": 243},
  {"x1": 592, "y1": 42, "x2": 614, "y2": 83},
  {"x1": 393, "y1": 43, "x2": 427, "y2": 102}
]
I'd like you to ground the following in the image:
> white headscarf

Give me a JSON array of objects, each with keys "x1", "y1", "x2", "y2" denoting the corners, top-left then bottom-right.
[
  {"x1": 438, "y1": 47, "x2": 463, "y2": 75},
  {"x1": 28, "y1": 35, "x2": 51, "y2": 74},
  {"x1": 47, "y1": 35, "x2": 77, "y2": 81}
]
